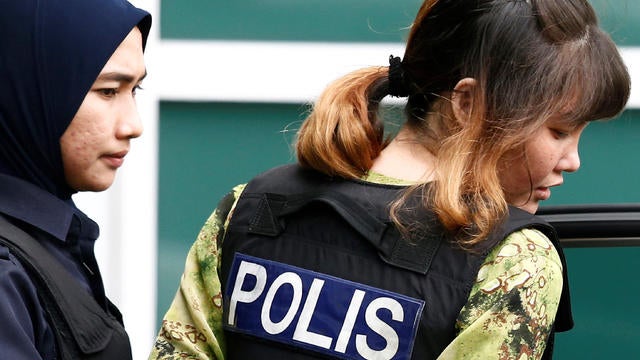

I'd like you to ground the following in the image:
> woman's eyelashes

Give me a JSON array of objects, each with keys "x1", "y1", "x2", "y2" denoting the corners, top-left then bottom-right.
[{"x1": 95, "y1": 83, "x2": 143, "y2": 98}]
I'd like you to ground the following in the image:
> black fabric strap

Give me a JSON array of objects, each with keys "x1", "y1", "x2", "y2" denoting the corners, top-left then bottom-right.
[
  {"x1": 247, "y1": 191, "x2": 441, "y2": 274},
  {"x1": 0, "y1": 215, "x2": 115, "y2": 358}
]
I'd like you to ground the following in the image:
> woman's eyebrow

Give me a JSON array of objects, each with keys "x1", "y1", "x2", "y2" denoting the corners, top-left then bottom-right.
[{"x1": 96, "y1": 70, "x2": 147, "y2": 83}]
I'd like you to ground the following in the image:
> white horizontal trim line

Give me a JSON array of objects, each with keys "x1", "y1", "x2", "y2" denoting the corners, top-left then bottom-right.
[
  {"x1": 156, "y1": 40, "x2": 404, "y2": 103},
  {"x1": 620, "y1": 47, "x2": 640, "y2": 108},
  {"x1": 156, "y1": 40, "x2": 640, "y2": 108}
]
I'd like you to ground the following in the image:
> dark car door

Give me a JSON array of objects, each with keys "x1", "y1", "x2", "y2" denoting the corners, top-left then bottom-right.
[{"x1": 538, "y1": 204, "x2": 640, "y2": 358}]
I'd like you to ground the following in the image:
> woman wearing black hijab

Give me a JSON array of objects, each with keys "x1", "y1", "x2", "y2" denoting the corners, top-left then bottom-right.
[{"x1": 0, "y1": 0, "x2": 151, "y2": 359}]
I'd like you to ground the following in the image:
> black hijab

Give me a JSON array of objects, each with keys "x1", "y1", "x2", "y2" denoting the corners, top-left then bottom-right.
[{"x1": 0, "y1": 0, "x2": 151, "y2": 199}]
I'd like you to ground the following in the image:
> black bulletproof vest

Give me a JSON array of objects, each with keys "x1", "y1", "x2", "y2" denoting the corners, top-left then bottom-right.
[
  {"x1": 0, "y1": 215, "x2": 133, "y2": 360},
  {"x1": 220, "y1": 164, "x2": 572, "y2": 360}
]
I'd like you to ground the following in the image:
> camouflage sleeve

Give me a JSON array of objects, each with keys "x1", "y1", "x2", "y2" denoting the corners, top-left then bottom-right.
[
  {"x1": 149, "y1": 184, "x2": 246, "y2": 360},
  {"x1": 437, "y1": 228, "x2": 563, "y2": 360}
]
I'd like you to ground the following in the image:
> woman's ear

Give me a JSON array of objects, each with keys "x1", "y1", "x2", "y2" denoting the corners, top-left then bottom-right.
[{"x1": 451, "y1": 78, "x2": 477, "y2": 125}]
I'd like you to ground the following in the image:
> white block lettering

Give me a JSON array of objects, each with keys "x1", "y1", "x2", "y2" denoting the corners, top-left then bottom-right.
[
  {"x1": 261, "y1": 272, "x2": 303, "y2": 334},
  {"x1": 228, "y1": 260, "x2": 267, "y2": 326},
  {"x1": 334, "y1": 289, "x2": 365, "y2": 353},
  {"x1": 293, "y1": 278, "x2": 333, "y2": 349},
  {"x1": 356, "y1": 297, "x2": 403, "y2": 360}
]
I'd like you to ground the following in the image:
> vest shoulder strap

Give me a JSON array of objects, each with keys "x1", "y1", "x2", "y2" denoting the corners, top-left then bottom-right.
[
  {"x1": 502, "y1": 206, "x2": 557, "y2": 239},
  {"x1": 247, "y1": 190, "x2": 442, "y2": 275},
  {"x1": 0, "y1": 215, "x2": 127, "y2": 359}
]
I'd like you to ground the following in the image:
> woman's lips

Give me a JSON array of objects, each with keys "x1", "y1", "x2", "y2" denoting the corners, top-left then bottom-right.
[
  {"x1": 102, "y1": 151, "x2": 127, "y2": 168},
  {"x1": 535, "y1": 186, "x2": 551, "y2": 201}
]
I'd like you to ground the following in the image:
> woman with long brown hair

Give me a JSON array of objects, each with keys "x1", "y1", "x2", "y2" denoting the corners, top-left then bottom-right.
[{"x1": 151, "y1": 1, "x2": 629, "y2": 359}]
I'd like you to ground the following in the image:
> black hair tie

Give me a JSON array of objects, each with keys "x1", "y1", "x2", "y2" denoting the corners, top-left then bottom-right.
[{"x1": 388, "y1": 55, "x2": 409, "y2": 97}]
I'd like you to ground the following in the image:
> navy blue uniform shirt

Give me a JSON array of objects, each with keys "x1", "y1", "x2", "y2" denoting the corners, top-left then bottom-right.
[{"x1": 0, "y1": 174, "x2": 106, "y2": 359}]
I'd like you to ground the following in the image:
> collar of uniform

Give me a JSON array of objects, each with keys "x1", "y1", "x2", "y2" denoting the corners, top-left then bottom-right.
[
  {"x1": 67, "y1": 207, "x2": 100, "y2": 246},
  {"x1": 0, "y1": 173, "x2": 76, "y2": 242}
]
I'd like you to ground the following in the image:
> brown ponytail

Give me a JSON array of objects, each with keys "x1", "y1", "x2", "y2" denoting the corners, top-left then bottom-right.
[{"x1": 296, "y1": 67, "x2": 390, "y2": 179}]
